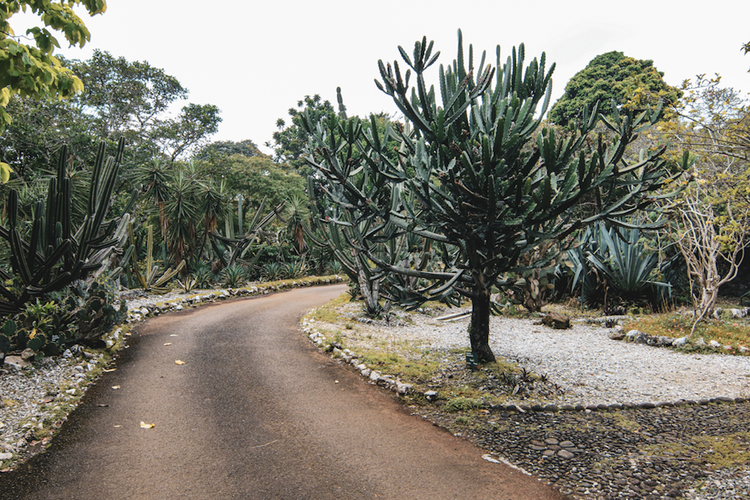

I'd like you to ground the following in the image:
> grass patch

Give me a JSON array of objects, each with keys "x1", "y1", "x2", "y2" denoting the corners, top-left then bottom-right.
[
  {"x1": 624, "y1": 313, "x2": 750, "y2": 354},
  {"x1": 361, "y1": 349, "x2": 442, "y2": 381},
  {"x1": 307, "y1": 293, "x2": 350, "y2": 323},
  {"x1": 643, "y1": 431, "x2": 750, "y2": 469},
  {"x1": 444, "y1": 396, "x2": 483, "y2": 412}
]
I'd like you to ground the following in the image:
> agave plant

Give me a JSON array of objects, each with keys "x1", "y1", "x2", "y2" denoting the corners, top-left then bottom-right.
[
  {"x1": 220, "y1": 264, "x2": 247, "y2": 288},
  {"x1": 261, "y1": 262, "x2": 282, "y2": 282}
]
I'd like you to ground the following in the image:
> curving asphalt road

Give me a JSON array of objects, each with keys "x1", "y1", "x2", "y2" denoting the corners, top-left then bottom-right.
[{"x1": 0, "y1": 285, "x2": 564, "y2": 499}]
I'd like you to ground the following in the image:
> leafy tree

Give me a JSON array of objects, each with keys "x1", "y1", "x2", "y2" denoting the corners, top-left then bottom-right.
[
  {"x1": 0, "y1": 94, "x2": 98, "y2": 179},
  {"x1": 196, "y1": 153, "x2": 305, "y2": 211},
  {"x1": 155, "y1": 102, "x2": 222, "y2": 161},
  {"x1": 0, "y1": 0, "x2": 106, "y2": 180},
  {"x1": 549, "y1": 51, "x2": 682, "y2": 127},
  {"x1": 659, "y1": 75, "x2": 750, "y2": 314},
  {"x1": 194, "y1": 139, "x2": 262, "y2": 162},
  {"x1": 305, "y1": 32, "x2": 685, "y2": 362},
  {"x1": 268, "y1": 94, "x2": 336, "y2": 171}
]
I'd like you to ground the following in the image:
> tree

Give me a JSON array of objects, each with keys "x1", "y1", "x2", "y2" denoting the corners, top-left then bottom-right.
[
  {"x1": 155, "y1": 102, "x2": 222, "y2": 161},
  {"x1": 268, "y1": 94, "x2": 336, "y2": 171},
  {"x1": 194, "y1": 139, "x2": 262, "y2": 162},
  {"x1": 659, "y1": 75, "x2": 750, "y2": 319},
  {"x1": 305, "y1": 32, "x2": 684, "y2": 362},
  {"x1": 549, "y1": 51, "x2": 682, "y2": 127},
  {"x1": 71, "y1": 50, "x2": 187, "y2": 141},
  {"x1": 0, "y1": 0, "x2": 106, "y2": 180}
]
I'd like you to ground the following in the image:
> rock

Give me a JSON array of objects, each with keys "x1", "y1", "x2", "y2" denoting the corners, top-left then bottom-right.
[
  {"x1": 360, "y1": 368, "x2": 371, "y2": 377},
  {"x1": 396, "y1": 382, "x2": 413, "y2": 395},
  {"x1": 3, "y1": 355, "x2": 29, "y2": 369},
  {"x1": 541, "y1": 313, "x2": 571, "y2": 330},
  {"x1": 424, "y1": 390, "x2": 438, "y2": 401},
  {"x1": 730, "y1": 307, "x2": 749, "y2": 318},
  {"x1": 369, "y1": 370, "x2": 381, "y2": 382},
  {"x1": 625, "y1": 330, "x2": 648, "y2": 344},
  {"x1": 0, "y1": 452, "x2": 12, "y2": 460},
  {"x1": 708, "y1": 340, "x2": 721, "y2": 349},
  {"x1": 712, "y1": 308, "x2": 724, "y2": 319},
  {"x1": 558, "y1": 450, "x2": 575, "y2": 459},
  {"x1": 657, "y1": 336, "x2": 674, "y2": 346},
  {"x1": 20, "y1": 348, "x2": 36, "y2": 361},
  {"x1": 672, "y1": 336, "x2": 688, "y2": 347},
  {"x1": 694, "y1": 337, "x2": 706, "y2": 347},
  {"x1": 739, "y1": 346, "x2": 749, "y2": 354},
  {"x1": 609, "y1": 331, "x2": 626, "y2": 341},
  {"x1": 140, "y1": 307, "x2": 149, "y2": 316}
]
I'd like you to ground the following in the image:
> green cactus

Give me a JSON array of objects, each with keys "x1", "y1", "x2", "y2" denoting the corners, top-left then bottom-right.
[
  {"x1": 210, "y1": 197, "x2": 285, "y2": 269},
  {"x1": 127, "y1": 224, "x2": 185, "y2": 294},
  {"x1": 0, "y1": 139, "x2": 135, "y2": 316},
  {"x1": 304, "y1": 31, "x2": 687, "y2": 362}
]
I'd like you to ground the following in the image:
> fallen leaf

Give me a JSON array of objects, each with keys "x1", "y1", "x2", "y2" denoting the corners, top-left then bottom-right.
[
  {"x1": 103, "y1": 368, "x2": 116, "y2": 372},
  {"x1": 163, "y1": 343, "x2": 172, "y2": 346},
  {"x1": 111, "y1": 385, "x2": 120, "y2": 390},
  {"x1": 169, "y1": 334, "x2": 178, "y2": 337},
  {"x1": 97, "y1": 404, "x2": 109, "y2": 408},
  {"x1": 113, "y1": 425, "x2": 121, "y2": 428},
  {"x1": 140, "y1": 421, "x2": 155, "y2": 429},
  {"x1": 175, "y1": 360, "x2": 185, "y2": 365}
]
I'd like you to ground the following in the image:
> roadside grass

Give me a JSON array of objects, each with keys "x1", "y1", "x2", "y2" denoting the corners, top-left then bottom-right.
[{"x1": 623, "y1": 313, "x2": 750, "y2": 355}]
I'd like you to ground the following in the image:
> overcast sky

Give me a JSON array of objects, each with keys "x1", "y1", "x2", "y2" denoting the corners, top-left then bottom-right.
[{"x1": 15, "y1": 0, "x2": 750, "y2": 154}]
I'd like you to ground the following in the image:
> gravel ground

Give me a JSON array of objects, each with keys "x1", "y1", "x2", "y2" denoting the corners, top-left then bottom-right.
[{"x1": 308, "y1": 303, "x2": 750, "y2": 499}]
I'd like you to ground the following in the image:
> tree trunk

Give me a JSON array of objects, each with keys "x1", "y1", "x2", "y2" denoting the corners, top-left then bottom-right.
[{"x1": 469, "y1": 283, "x2": 496, "y2": 363}]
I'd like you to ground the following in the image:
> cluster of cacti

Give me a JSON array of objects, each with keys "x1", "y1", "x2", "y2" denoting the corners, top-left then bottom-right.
[
  {"x1": 0, "y1": 139, "x2": 135, "y2": 316},
  {"x1": 303, "y1": 32, "x2": 686, "y2": 361},
  {"x1": 210, "y1": 197, "x2": 285, "y2": 269},
  {"x1": 126, "y1": 223, "x2": 185, "y2": 294},
  {"x1": 0, "y1": 278, "x2": 126, "y2": 356}
]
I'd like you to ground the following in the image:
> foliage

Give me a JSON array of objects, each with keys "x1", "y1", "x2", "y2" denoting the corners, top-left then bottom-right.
[
  {"x1": 0, "y1": 1, "x2": 105, "y2": 136},
  {"x1": 549, "y1": 50, "x2": 682, "y2": 127},
  {"x1": 304, "y1": 31, "x2": 685, "y2": 362},
  {"x1": 126, "y1": 224, "x2": 184, "y2": 294},
  {"x1": 219, "y1": 264, "x2": 247, "y2": 288},
  {"x1": 658, "y1": 75, "x2": 750, "y2": 331},
  {"x1": 268, "y1": 94, "x2": 336, "y2": 171},
  {"x1": 195, "y1": 153, "x2": 305, "y2": 211},
  {"x1": 0, "y1": 277, "x2": 126, "y2": 355},
  {"x1": 154, "y1": 102, "x2": 222, "y2": 161},
  {"x1": 0, "y1": 139, "x2": 133, "y2": 315}
]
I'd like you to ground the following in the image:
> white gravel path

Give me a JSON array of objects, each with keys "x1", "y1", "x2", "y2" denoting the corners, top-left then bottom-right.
[{"x1": 382, "y1": 313, "x2": 750, "y2": 406}]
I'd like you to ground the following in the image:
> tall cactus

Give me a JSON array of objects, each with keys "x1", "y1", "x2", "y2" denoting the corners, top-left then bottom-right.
[
  {"x1": 304, "y1": 31, "x2": 687, "y2": 362},
  {"x1": 0, "y1": 139, "x2": 136, "y2": 315}
]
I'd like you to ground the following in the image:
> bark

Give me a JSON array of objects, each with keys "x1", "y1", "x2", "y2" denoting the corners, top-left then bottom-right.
[{"x1": 469, "y1": 280, "x2": 496, "y2": 363}]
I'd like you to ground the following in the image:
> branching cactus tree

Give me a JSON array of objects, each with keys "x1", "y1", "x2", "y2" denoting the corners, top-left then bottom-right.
[{"x1": 304, "y1": 31, "x2": 685, "y2": 362}]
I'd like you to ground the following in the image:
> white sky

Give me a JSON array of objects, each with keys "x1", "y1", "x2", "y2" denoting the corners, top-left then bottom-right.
[{"x1": 13, "y1": 0, "x2": 750, "y2": 154}]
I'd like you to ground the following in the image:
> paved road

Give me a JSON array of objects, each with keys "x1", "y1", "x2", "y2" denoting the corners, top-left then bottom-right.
[{"x1": 0, "y1": 285, "x2": 563, "y2": 499}]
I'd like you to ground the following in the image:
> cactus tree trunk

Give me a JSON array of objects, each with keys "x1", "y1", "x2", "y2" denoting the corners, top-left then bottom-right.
[{"x1": 469, "y1": 275, "x2": 496, "y2": 363}]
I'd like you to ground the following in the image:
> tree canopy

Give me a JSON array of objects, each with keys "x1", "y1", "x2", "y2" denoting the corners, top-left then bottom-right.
[
  {"x1": 549, "y1": 51, "x2": 682, "y2": 127},
  {"x1": 0, "y1": 0, "x2": 106, "y2": 180}
]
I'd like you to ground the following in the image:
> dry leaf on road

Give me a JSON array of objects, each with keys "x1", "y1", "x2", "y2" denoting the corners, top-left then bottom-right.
[
  {"x1": 140, "y1": 421, "x2": 155, "y2": 429},
  {"x1": 175, "y1": 360, "x2": 185, "y2": 365}
]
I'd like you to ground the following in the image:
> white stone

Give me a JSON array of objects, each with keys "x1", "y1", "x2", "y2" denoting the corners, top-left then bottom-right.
[
  {"x1": 672, "y1": 337, "x2": 688, "y2": 347},
  {"x1": 140, "y1": 307, "x2": 149, "y2": 316},
  {"x1": 424, "y1": 390, "x2": 438, "y2": 401},
  {"x1": 369, "y1": 370, "x2": 381, "y2": 381},
  {"x1": 709, "y1": 340, "x2": 721, "y2": 348},
  {"x1": 175, "y1": 304, "x2": 183, "y2": 311},
  {"x1": 360, "y1": 368, "x2": 371, "y2": 377},
  {"x1": 0, "y1": 452, "x2": 13, "y2": 460}
]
